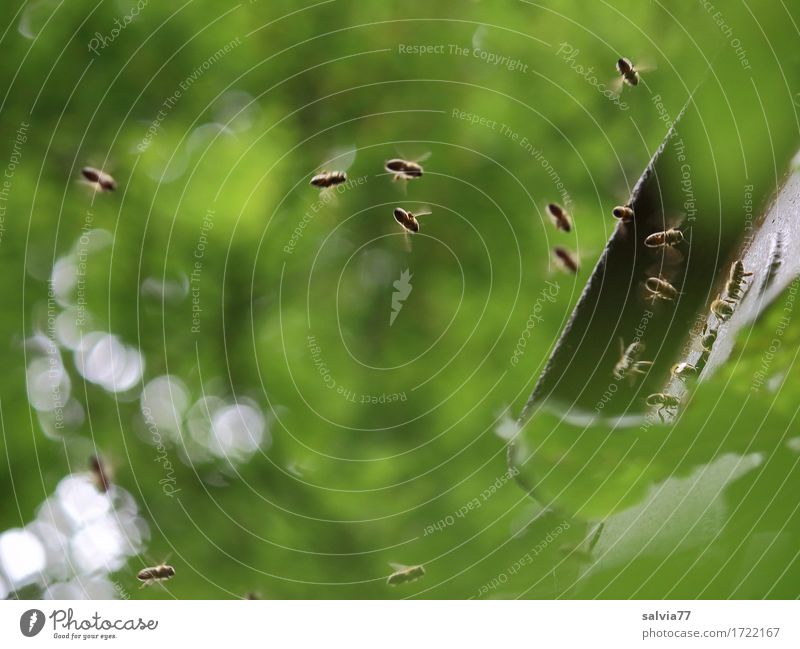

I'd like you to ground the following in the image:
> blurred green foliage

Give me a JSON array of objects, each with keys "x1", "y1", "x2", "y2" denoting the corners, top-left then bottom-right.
[{"x1": 1, "y1": 0, "x2": 799, "y2": 598}]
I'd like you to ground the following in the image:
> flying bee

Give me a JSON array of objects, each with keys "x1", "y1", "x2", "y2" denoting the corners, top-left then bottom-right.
[
  {"x1": 646, "y1": 393, "x2": 681, "y2": 421},
  {"x1": 310, "y1": 170, "x2": 347, "y2": 188},
  {"x1": 613, "y1": 339, "x2": 653, "y2": 382},
  {"x1": 671, "y1": 362, "x2": 698, "y2": 380},
  {"x1": 616, "y1": 57, "x2": 640, "y2": 86},
  {"x1": 80, "y1": 166, "x2": 117, "y2": 192},
  {"x1": 645, "y1": 276, "x2": 679, "y2": 304},
  {"x1": 644, "y1": 228, "x2": 684, "y2": 248},
  {"x1": 137, "y1": 563, "x2": 175, "y2": 588},
  {"x1": 614, "y1": 57, "x2": 654, "y2": 90},
  {"x1": 725, "y1": 260, "x2": 753, "y2": 301},
  {"x1": 386, "y1": 563, "x2": 425, "y2": 586},
  {"x1": 89, "y1": 454, "x2": 112, "y2": 493},
  {"x1": 385, "y1": 157, "x2": 426, "y2": 181},
  {"x1": 710, "y1": 294, "x2": 735, "y2": 322},
  {"x1": 547, "y1": 202, "x2": 572, "y2": 232},
  {"x1": 393, "y1": 207, "x2": 431, "y2": 234},
  {"x1": 394, "y1": 207, "x2": 431, "y2": 251},
  {"x1": 612, "y1": 204, "x2": 635, "y2": 222},
  {"x1": 553, "y1": 246, "x2": 579, "y2": 273}
]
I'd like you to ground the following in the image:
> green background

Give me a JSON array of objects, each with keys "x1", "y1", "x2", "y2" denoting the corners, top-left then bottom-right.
[{"x1": 1, "y1": 0, "x2": 799, "y2": 599}]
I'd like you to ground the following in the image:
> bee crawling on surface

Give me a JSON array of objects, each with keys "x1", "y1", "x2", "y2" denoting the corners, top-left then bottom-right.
[
  {"x1": 696, "y1": 324, "x2": 718, "y2": 372},
  {"x1": 80, "y1": 166, "x2": 117, "y2": 192},
  {"x1": 612, "y1": 205, "x2": 635, "y2": 222},
  {"x1": 645, "y1": 276, "x2": 679, "y2": 304},
  {"x1": 644, "y1": 228, "x2": 684, "y2": 248},
  {"x1": 137, "y1": 563, "x2": 176, "y2": 589},
  {"x1": 547, "y1": 202, "x2": 572, "y2": 232},
  {"x1": 710, "y1": 294, "x2": 735, "y2": 322},
  {"x1": 701, "y1": 325, "x2": 718, "y2": 351},
  {"x1": 725, "y1": 260, "x2": 753, "y2": 301},
  {"x1": 697, "y1": 348, "x2": 711, "y2": 372},
  {"x1": 613, "y1": 339, "x2": 653, "y2": 383},
  {"x1": 310, "y1": 170, "x2": 347, "y2": 189},
  {"x1": 553, "y1": 246, "x2": 579, "y2": 274},
  {"x1": 671, "y1": 362, "x2": 698, "y2": 381},
  {"x1": 646, "y1": 393, "x2": 681, "y2": 422},
  {"x1": 386, "y1": 563, "x2": 425, "y2": 586}
]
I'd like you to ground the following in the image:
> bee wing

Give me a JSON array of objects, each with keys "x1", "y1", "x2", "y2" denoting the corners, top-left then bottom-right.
[
  {"x1": 472, "y1": 25, "x2": 488, "y2": 50},
  {"x1": 388, "y1": 173, "x2": 409, "y2": 196},
  {"x1": 636, "y1": 280, "x2": 662, "y2": 306},
  {"x1": 402, "y1": 229, "x2": 412, "y2": 252},
  {"x1": 648, "y1": 245, "x2": 685, "y2": 267},
  {"x1": 610, "y1": 75, "x2": 626, "y2": 95},
  {"x1": 654, "y1": 208, "x2": 685, "y2": 230},
  {"x1": 644, "y1": 260, "x2": 681, "y2": 282},
  {"x1": 414, "y1": 206, "x2": 432, "y2": 218},
  {"x1": 388, "y1": 562, "x2": 408, "y2": 571},
  {"x1": 325, "y1": 144, "x2": 357, "y2": 172},
  {"x1": 286, "y1": 462, "x2": 304, "y2": 478},
  {"x1": 396, "y1": 148, "x2": 431, "y2": 164},
  {"x1": 141, "y1": 552, "x2": 172, "y2": 568},
  {"x1": 635, "y1": 59, "x2": 657, "y2": 73}
]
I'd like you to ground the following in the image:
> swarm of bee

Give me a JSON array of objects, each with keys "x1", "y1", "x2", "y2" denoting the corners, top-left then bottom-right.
[{"x1": 70, "y1": 48, "x2": 768, "y2": 598}]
